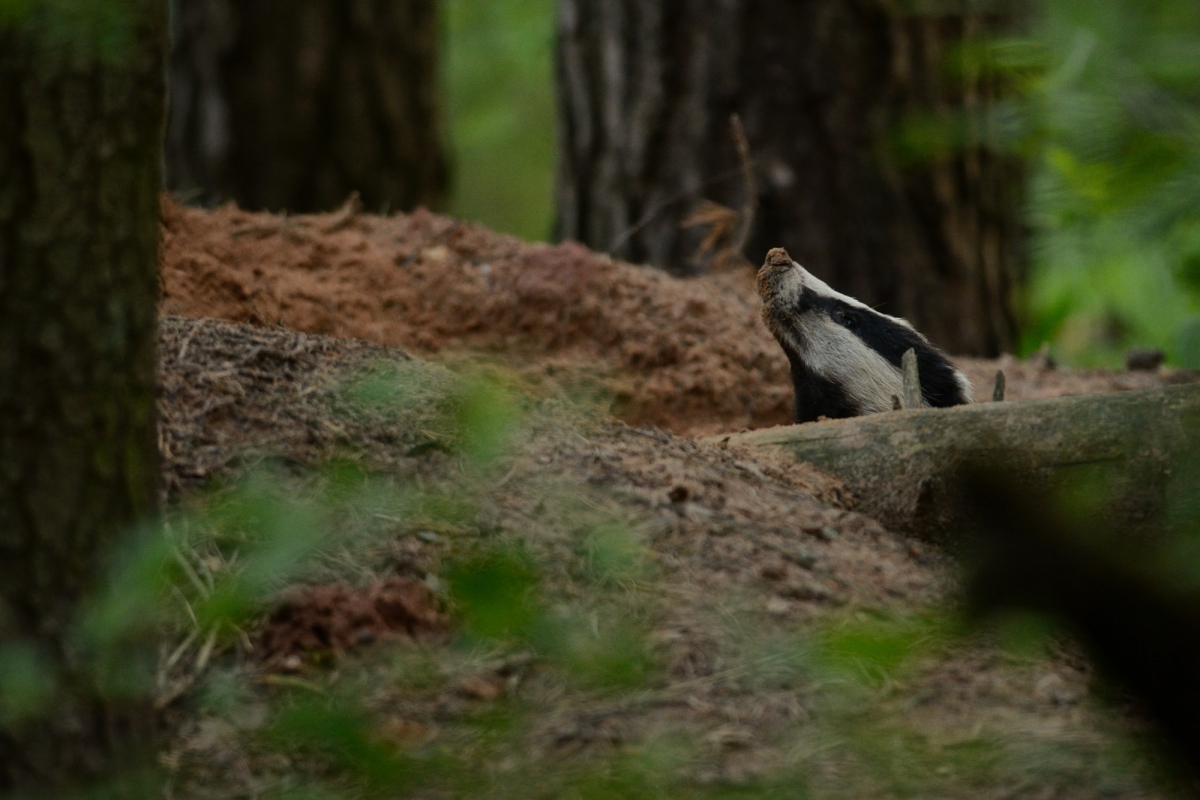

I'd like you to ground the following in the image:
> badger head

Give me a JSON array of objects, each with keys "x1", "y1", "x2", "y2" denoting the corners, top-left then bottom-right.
[{"x1": 758, "y1": 247, "x2": 974, "y2": 423}]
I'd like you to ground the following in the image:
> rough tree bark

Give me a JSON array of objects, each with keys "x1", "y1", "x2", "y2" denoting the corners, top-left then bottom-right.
[
  {"x1": 167, "y1": 0, "x2": 447, "y2": 214},
  {"x1": 556, "y1": 0, "x2": 1020, "y2": 356},
  {"x1": 0, "y1": 2, "x2": 165, "y2": 790}
]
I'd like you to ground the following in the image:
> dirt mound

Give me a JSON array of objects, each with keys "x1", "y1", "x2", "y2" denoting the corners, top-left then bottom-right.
[
  {"x1": 161, "y1": 199, "x2": 1200, "y2": 436},
  {"x1": 261, "y1": 578, "x2": 446, "y2": 671},
  {"x1": 158, "y1": 315, "x2": 1168, "y2": 797},
  {"x1": 160, "y1": 200, "x2": 793, "y2": 435},
  {"x1": 159, "y1": 316, "x2": 435, "y2": 497},
  {"x1": 156, "y1": 315, "x2": 925, "y2": 626}
]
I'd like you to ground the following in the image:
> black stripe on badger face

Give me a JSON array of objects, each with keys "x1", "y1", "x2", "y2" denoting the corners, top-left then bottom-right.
[{"x1": 798, "y1": 292, "x2": 968, "y2": 409}]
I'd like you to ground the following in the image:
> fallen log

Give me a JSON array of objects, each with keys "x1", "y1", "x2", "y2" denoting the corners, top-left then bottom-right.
[{"x1": 713, "y1": 384, "x2": 1200, "y2": 542}]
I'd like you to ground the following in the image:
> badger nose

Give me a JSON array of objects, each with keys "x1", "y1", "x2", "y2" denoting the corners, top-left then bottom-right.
[{"x1": 764, "y1": 247, "x2": 793, "y2": 270}]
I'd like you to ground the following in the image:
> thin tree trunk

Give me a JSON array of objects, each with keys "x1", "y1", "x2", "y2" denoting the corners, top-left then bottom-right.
[
  {"x1": 0, "y1": 3, "x2": 165, "y2": 790},
  {"x1": 166, "y1": 0, "x2": 447, "y2": 214},
  {"x1": 555, "y1": 0, "x2": 1021, "y2": 357}
]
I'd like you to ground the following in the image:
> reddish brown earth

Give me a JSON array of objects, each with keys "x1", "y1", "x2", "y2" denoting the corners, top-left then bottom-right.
[
  {"x1": 261, "y1": 577, "x2": 446, "y2": 670},
  {"x1": 160, "y1": 199, "x2": 1197, "y2": 437},
  {"x1": 160, "y1": 199, "x2": 786, "y2": 436}
]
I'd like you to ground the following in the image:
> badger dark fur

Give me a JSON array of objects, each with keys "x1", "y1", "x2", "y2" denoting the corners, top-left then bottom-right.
[{"x1": 758, "y1": 247, "x2": 974, "y2": 423}]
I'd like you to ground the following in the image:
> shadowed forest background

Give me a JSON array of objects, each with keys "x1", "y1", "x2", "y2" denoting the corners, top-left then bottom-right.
[
  {"x1": 438, "y1": 1, "x2": 1199, "y2": 367},
  {"x1": 165, "y1": 0, "x2": 1200, "y2": 368},
  {"x1": 4, "y1": 0, "x2": 1200, "y2": 797}
]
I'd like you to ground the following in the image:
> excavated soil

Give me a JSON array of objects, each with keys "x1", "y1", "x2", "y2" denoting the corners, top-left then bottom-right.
[
  {"x1": 260, "y1": 577, "x2": 447, "y2": 671},
  {"x1": 156, "y1": 203, "x2": 1195, "y2": 796},
  {"x1": 158, "y1": 315, "x2": 1175, "y2": 798},
  {"x1": 161, "y1": 199, "x2": 786, "y2": 436},
  {"x1": 162, "y1": 199, "x2": 1199, "y2": 438},
  {"x1": 159, "y1": 316, "x2": 394, "y2": 494}
]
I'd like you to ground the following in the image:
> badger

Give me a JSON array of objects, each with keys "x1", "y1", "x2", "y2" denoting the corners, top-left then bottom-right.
[{"x1": 758, "y1": 247, "x2": 974, "y2": 424}]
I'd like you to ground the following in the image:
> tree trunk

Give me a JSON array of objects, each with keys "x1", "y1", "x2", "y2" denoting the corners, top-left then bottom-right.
[
  {"x1": 166, "y1": 0, "x2": 447, "y2": 214},
  {"x1": 555, "y1": 0, "x2": 1021, "y2": 357},
  {"x1": 0, "y1": 3, "x2": 165, "y2": 790}
]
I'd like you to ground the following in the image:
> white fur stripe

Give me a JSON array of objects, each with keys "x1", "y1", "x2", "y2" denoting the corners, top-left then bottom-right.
[
  {"x1": 780, "y1": 314, "x2": 907, "y2": 415},
  {"x1": 789, "y1": 260, "x2": 916, "y2": 333}
]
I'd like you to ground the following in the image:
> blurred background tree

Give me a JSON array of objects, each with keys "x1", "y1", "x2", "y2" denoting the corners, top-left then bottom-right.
[
  {"x1": 0, "y1": 0, "x2": 165, "y2": 791},
  {"x1": 159, "y1": 0, "x2": 1200, "y2": 362},
  {"x1": 166, "y1": 0, "x2": 447, "y2": 214},
  {"x1": 555, "y1": 0, "x2": 1023, "y2": 357},
  {"x1": 451, "y1": 0, "x2": 1200, "y2": 366}
]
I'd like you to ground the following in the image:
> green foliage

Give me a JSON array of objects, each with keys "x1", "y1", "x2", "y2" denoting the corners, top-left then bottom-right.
[
  {"x1": 269, "y1": 700, "x2": 419, "y2": 796},
  {"x1": 817, "y1": 613, "x2": 958, "y2": 680},
  {"x1": 576, "y1": 523, "x2": 655, "y2": 587},
  {"x1": 346, "y1": 360, "x2": 522, "y2": 467},
  {"x1": 454, "y1": 376, "x2": 522, "y2": 465},
  {"x1": 0, "y1": 0, "x2": 138, "y2": 62},
  {"x1": 986, "y1": 611, "x2": 1062, "y2": 660},
  {"x1": 535, "y1": 605, "x2": 657, "y2": 690},
  {"x1": 443, "y1": 0, "x2": 557, "y2": 241},
  {"x1": 0, "y1": 0, "x2": 32, "y2": 24},
  {"x1": 0, "y1": 643, "x2": 57, "y2": 730},
  {"x1": 446, "y1": 546, "x2": 543, "y2": 641},
  {"x1": 1007, "y1": 0, "x2": 1200, "y2": 365}
]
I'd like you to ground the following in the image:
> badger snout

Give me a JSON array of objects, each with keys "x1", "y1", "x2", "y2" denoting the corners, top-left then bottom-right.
[
  {"x1": 764, "y1": 247, "x2": 794, "y2": 271},
  {"x1": 757, "y1": 247, "x2": 803, "y2": 310},
  {"x1": 759, "y1": 247, "x2": 796, "y2": 283}
]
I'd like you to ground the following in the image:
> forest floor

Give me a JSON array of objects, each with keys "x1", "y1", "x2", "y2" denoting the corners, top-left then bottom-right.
[{"x1": 156, "y1": 200, "x2": 1199, "y2": 799}]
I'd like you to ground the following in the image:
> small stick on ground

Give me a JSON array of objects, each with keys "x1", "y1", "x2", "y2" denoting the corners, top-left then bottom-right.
[
  {"x1": 729, "y1": 114, "x2": 757, "y2": 259},
  {"x1": 993, "y1": 370, "x2": 1006, "y2": 402},
  {"x1": 902, "y1": 349, "x2": 922, "y2": 409},
  {"x1": 321, "y1": 191, "x2": 363, "y2": 234}
]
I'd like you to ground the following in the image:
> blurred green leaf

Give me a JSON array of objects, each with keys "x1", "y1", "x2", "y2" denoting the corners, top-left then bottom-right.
[
  {"x1": 578, "y1": 523, "x2": 653, "y2": 586},
  {"x1": 444, "y1": 0, "x2": 556, "y2": 241},
  {"x1": 1175, "y1": 315, "x2": 1200, "y2": 367},
  {"x1": 446, "y1": 547, "x2": 541, "y2": 641},
  {"x1": 272, "y1": 700, "x2": 415, "y2": 794},
  {"x1": 345, "y1": 361, "x2": 452, "y2": 415},
  {"x1": 536, "y1": 607, "x2": 656, "y2": 689},
  {"x1": 76, "y1": 526, "x2": 173, "y2": 650},
  {"x1": 817, "y1": 613, "x2": 958, "y2": 680},
  {"x1": 0, "y1": 642, "x2": 57, "y2": 729},
  {"x1": 1011, "y1": 0, "x2": 1200, "y2": 365},
  {"x1": 345, "y1": 362, "x2": 521, "y2": 467},
  {"x1": 189, "y1": 475, "x2": 327, "y2": 629},
  {"x1": 455, "y1": 376, "x2": 520, "y2": 465},
  {"x1": 0, "y1": 0, "x2": 33, "y2": 25},
  {"x1": 3, "y1": 0, "x2": 138, "y2": 61},
  {"x1": 988, "y1": 611, "x2": 1061, "y2": 661}
]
